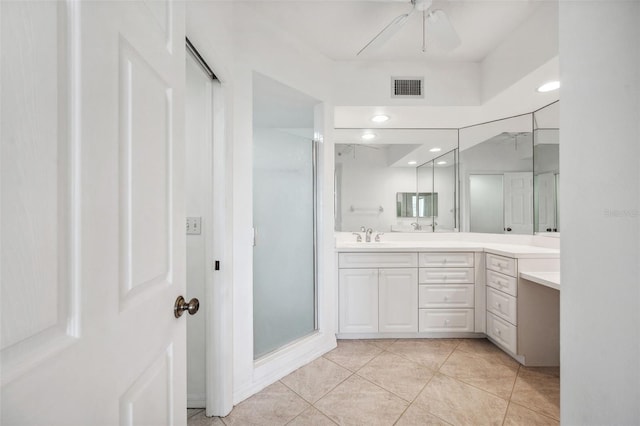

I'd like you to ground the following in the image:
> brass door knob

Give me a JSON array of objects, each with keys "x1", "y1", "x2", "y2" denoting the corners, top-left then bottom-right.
[{"x1": 174, "y1": 296, "x2": 200, "y2": 318}]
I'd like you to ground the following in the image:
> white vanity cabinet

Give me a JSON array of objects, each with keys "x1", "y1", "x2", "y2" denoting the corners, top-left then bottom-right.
[
  {"x1": 418, "y1": 252, "x2": 475, "y2": 332},
  {"x1": 485, "y1": 252, "x2": 560, "y2": 365},
  {"x1": 338, "y1": 253, "x2": 418, "y2": 334}
]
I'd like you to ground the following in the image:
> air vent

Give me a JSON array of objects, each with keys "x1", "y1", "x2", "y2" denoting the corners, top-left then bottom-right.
[{"x1": 391, "y1": 77, "x2": 424, "y2": 98}]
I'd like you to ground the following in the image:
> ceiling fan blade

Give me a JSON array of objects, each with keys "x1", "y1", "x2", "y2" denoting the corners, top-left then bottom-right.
[
  {"x1": 426, "y1": 9, "x2": 460, "y2": 51},
  {"x1": 357, "y1": 11, "x2": 413, "y2": 56}
]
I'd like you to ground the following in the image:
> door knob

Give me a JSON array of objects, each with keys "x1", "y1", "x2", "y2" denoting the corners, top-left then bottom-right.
[
  {"x1": 174, "y1": 296, "x2": 200, "y2": 318},
  {"x1": 506, "y1": 227, "x2": 512, "y2": 232}
]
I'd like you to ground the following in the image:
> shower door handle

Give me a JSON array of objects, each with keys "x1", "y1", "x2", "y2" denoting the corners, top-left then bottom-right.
[{"x1": 174, "y1": 296, "x2": 200, "y2": 318}]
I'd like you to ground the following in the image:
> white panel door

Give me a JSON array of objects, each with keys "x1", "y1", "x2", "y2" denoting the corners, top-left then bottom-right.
[
  {"x1": 536, "y1": 172, "x2": 557, "y2": 232},
  {"x1": 339, "y1": 269, "x2": 378, "y2": 333},
  {"x1": 378, "y1": 268, "x2": 418, "y2": 333},
  {"x1": 504, "y1": 172, "x2": 533, "y2": 234},
  {"x1": 1, "y1": 1, "x2": 187, "y2": 425}
]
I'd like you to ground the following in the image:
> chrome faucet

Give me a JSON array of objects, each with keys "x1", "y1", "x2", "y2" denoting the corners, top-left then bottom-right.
[
  {"x1": 375, "y1": 232, "x2": 384, "y2": 242},
  {"x1": 365, "y1": 228, "x2": 373, "y2": 242},
  {"x1": 352, "y1": 232, "x2": 362, "y2": 242},
  {"x1": 411, "y1": 222, "x2": 421, "y2": 230}
]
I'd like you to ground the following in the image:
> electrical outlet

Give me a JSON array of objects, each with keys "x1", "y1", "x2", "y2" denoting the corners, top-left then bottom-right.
[{"x1": 186, "y1": 217, "x2": 202, "y2": 235}]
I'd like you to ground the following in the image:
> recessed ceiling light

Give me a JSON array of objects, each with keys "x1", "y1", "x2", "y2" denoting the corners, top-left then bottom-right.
[
  {"x1": 437, "y1": 161, "x2": 447, "y2": 165},
  {"x1": 408, "y1": 161, "x2": 417, "y2": 165},
  {"x1": 537, "y1": 81, "x2": 560, "y2": 93},
  {"x1": 361, "y1": 133, "x2": 376, "y2": 141},
  {"x1": 429, "y1": 147, "x2": 442, "y2": 152},
  {"x1": 371, "y1": 114, "x2": 389, "y2": 123}
]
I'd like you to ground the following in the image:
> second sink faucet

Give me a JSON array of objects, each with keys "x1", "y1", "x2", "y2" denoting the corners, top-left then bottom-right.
[{"x1": 365, "y1": 228, "x2": 373, "y2": 242}]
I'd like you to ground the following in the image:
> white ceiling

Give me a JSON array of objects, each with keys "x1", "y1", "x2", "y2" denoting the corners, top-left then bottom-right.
[{"x1": 246, "y1": 0, "x2": 544, "y2": 62}]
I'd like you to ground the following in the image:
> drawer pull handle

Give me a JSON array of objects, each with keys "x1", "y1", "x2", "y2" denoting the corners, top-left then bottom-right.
[
  {"x1": 444, "y1": 319, "x2": 450, "y2": 325},
  {"x1": 444, "y1": 296, "x2": 449, "y2": 301}
]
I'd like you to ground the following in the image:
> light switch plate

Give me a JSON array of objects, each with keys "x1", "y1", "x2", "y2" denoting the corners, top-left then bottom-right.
[{"x1": 186, "y1": 217, "x2": 202, "y2": 235}]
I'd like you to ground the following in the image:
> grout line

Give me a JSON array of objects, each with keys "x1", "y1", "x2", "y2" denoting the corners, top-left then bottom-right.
[
  {"x1": 508, "y1": 364, "x2": 521, "y2": 401},
  {"x1": 501, "y1": 401, "x2": 512, "y2": 426}
]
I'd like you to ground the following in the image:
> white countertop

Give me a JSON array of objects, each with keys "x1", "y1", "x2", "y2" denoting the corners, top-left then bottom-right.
[
  {"x1": 335, "y1": 241, "x2": 559, "y2": 259},
  {"x1": 520, "y1": 271, "x2": 561, "y2": 291}
]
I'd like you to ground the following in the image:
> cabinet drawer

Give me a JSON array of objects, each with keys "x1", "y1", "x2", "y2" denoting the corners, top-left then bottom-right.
[
  {"x1": 419, "y1": 252, "x2": 474, "y2": 268},
  {"x1": 419, "y1": 285, "x2": 474, "y2": 308},
  {"x1": 486, "y1": 253, "x2": 517, "y2": 277},
  {"x1": 419, "y1": 309, "x2": 474, "y2": 332},
  {"x1": 487, "y1": 287, "x2": 517, "y2": 325},
  {"x1": 486, "y1": 269, "x2": 518, "y2": 297},
  {"x1": 339, "y1": 252, "x2": 418, "y2": 269},
  {"x1": 419, "y1": 268, "x2": 474, "y2": 284},
  {"x1": 487, "y1": 312, "x2": 517, "y2": 354}
]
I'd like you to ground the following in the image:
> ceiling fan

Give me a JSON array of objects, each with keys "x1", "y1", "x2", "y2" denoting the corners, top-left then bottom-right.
[{"x1": 357, "y1": 0, "x2": 461, "y2": 56}]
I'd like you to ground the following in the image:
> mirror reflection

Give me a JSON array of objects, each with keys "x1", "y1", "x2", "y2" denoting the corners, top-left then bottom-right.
[
  {"x1": 533, "y1": 101, "x2": 560, "y2": 233},
  {"x1": 459, "y1": 114, "x2": 533, "y2": 235},
  {"x1": 334, "y1": 104, "x2": 558, "y2": 235},
  {"x1": 334, "y1": 129, "x2": 457, "y2": 232},
  {"x1": 417, "y1": 149, "x2": 458, "y2": 232},
  {"x1": 396, "y1": 192, "x2": 438, "y2": 218}
]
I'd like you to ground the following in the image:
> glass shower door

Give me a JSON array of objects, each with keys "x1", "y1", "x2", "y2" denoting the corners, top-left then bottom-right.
[{"x1": 253, "y1": 129, "x2": 317, "y2": 359}]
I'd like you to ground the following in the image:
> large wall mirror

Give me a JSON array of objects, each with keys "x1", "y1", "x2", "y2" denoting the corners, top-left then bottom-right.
[
  {"x1": 334, "y1": 129, "x2": 457, "y2": 232},
  {"x1": 533, "y1": 101, "x2": 560, "y2": 233},
  {"x1": 459, "y1": 114, "x2": 534, "y2": 235},
  {"x1": 334, "y1": 102, "x2": 559, "y2": 235}
]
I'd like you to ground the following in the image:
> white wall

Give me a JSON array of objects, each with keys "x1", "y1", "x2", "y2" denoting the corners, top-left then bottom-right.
[
  {"x1": 333, "y1": 60, "x2": 480, "y2": 106},
  {"x1": 481, "y1": 2, "x2": 558, "y2": 103},
  {"x1": 560, "y1": 1, "x2": 640, "y2": 423}
]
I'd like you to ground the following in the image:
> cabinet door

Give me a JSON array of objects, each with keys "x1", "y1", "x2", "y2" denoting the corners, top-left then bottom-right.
[
  {"x1": 339, "y1": 269, "x2": 378, "y2": 333},
  {"x1": 379, "y1": 268, "x2": 418, "y2": 333}
]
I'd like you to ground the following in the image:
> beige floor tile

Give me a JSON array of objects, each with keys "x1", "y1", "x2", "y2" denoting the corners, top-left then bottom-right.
[
  {"x1": 503, "y1": 402, "x2": 559, "y2": 426},
  {"x1": 281, "y1": 356, "x2": 352, "y2": 403},
  {"x1": 314, "y1": 375, "x2": 409, "y2": 425},
  {"x1": 188, "y1": 411, "x2": 224, "y2": 426},
  {"x1": 439, "y1": 350, "x2": 519, "y2": 399},
  {"x1": 322, "y1": 340, "x2": 383, "y2": 372},
  {"x1": 413, "y1": 373, "x2": 508, "y2": 426},
  {"x1": 188, "y1": 408, "x2": 204, "y2": 419},
  {"x1": 394, "y1": 403, "x2": 452, "y2": 425},
  {"x1": 365, "y1": 338, "x2": 397, "y2": 349},
  {"x1": 386, "y1": 339, "x2": 459, "y2": 371},
  {"x1": 356, "y1": 351, "x2": 434, "y2": 402},
  {"x1": 222, "y1": 381, "x2": 309, "y2": 426},
  {"x1": 455, "y1": 338, "x2": 520, "y2": 368},
  {"x1": 510, "y1": 367, "x2": 560, "y2": 420},
  {"x1": 287, "y1": 406, "x2": 337, "y2": 426}
]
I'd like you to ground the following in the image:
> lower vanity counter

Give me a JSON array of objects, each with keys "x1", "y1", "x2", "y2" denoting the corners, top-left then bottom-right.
[{"x1": 335, "y1": 240, "x2": 560, "y2": 366}]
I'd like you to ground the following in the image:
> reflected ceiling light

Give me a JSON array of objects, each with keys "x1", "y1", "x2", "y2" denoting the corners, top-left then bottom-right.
[
  {"x1": 361, "y1": 133, "x2": 376, "y2": 141},
  {"x1": 371, "y1": 114, "x2": 390, "y2": 123},
  {"x1": 408, "y1": 161, "x2": 417, "y2": 165},
  {"x1": 429, "y1": 147, "x2": 442, "y2": 152},
  {"x1": 437, "y1": 161, "x2": 447, "y2": 165},
  {"x1": 537, "y1": 81, "x2": 560, "y2": 93}
]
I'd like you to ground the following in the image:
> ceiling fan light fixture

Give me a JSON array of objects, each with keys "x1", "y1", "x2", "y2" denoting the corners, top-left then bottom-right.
[
  {"x1": 537, "y1": 81, "x2": 560, "y2": 93},
  {"x1": 371, "y1": 114, "x2": 390, "y2": 123},
  {"x1": 429, "y1": 147, "x2": 441, "y2": 152}
]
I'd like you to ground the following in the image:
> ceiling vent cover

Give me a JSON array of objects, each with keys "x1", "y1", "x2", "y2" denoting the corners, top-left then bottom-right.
[{"x1": 391, "y1": 77, "x2": 424, "y2": 98}]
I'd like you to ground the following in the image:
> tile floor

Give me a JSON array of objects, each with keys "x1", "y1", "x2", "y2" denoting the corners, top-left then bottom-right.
[{"x1": 188, "y1": 338, "x2": 559, "y2": 426}]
